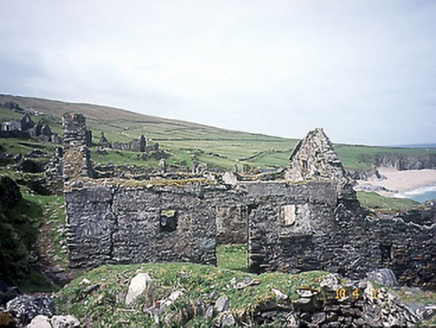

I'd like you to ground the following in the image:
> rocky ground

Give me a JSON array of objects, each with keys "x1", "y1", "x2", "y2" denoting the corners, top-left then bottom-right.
[{"x1": 1, "y1": 248, "x2": 436, "y2": 327}]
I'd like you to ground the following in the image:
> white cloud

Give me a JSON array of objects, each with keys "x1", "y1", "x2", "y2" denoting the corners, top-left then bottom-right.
[{"x1": 0, "y1": 0, "x2": 435, "y2": 145}]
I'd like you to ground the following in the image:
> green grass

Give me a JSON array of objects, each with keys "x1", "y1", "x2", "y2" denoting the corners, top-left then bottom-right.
[
  {"x1": 23, "y1": 193, "x2": 68, "y2": 266},
  {"x1": 2, "y1": 97, "x2": 436, "y2": 172},
  {"x1": 18, "y1": 267, "x2": 56, "y2": 293},
  {"x1": 2, "y1": 191, "x2": 43, "y2": 252},
  {"x1": 53, "y1": 262, "x2": 327, "y2": 327},
  {"x1": 0, "y1": 184, "x2": 45, "y2": 286},
  {"x1": 217, "y1": 244, "x2": 248, "y2": 272},
  {"x1": 0, "y1": 137, "x2": 56, "y2": 157},
  {"x1": 357, "y1": 191, "x2": 420, "y2": 213},
  {"x1": 51, "y1": 243, "x2": 327, "y2": 326},
  {"x1": 0, "y1": 107, "x2": 24, "y2": 122},
  {"x1": 0, "y1": 184, "x2": 67, "y2": 292},
  {"x1": 335, "y1": 143, "x2": 436, "y2": 170}
]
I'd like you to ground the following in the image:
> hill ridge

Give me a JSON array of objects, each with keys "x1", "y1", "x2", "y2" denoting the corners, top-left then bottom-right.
[{"x1": 0, "y1": 94, "x2": 288, "y2": 141}]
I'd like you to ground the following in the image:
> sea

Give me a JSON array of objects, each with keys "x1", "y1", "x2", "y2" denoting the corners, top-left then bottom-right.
[{"x1": 400, "y1": 184, "x2": 436, "y2": 203}]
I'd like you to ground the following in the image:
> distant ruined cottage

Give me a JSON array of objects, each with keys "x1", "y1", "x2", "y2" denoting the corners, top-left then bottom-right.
[
  {"x1": 62, "y1": 113, "x2": 435, "y2": 290},
  {"x1": 0, "y1": 106, "x2": 60, "y2": 143}
]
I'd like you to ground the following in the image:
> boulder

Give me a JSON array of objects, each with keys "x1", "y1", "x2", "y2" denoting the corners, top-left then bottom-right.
[
  {"x1": 320, "y1": 273, "x2": 341, "y2": 291},
  {"x1": 27, "y1": 315, "x2": 51, "y2": 328},
  {"x1": 7, "y1": 295, "x2": 54, "y2": 325},
  {"x1": 220, "y1": 312, "x2": 236, "y2": 327},
  {"x1": 125, "y1": 273, "x2": 152, "y2": 306},
  {"x1": 215, "y1": 296, "x2": 229, "y2": 312},
  {"x1": 26, "y1": 314, "x2": 81, "y2": 328},
  {"x1": 222, "y1": 172, "x2": 237, "y2": 185},
  {"x1": 366, "y1": 268, "x2": 398, "y2": 287},
  {"x1": 51, "y1": 315, "x2": 81, "y2": 328}
]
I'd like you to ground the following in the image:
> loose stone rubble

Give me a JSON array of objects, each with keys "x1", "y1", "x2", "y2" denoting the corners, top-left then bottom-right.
[
  {"x1": 249, "y1": 274, "x2": 428, "y2": 327},
  {"x1": 121, "y1": 271, "x2": 434, "y2": 327},
  {"x1": 6, "y1": 295, "x2": 54, "y2": 325}
]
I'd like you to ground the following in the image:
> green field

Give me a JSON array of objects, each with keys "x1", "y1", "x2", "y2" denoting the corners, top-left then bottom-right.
[
  {"x1": 356, "y1": 191, "x2": 420, "y2": 213},
  {"x1": 2, "y1": 94, "x2": 436, "y2": 172}
]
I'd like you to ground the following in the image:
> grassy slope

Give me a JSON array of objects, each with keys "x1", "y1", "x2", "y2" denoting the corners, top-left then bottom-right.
[
  {"x1": 53, "y1": 245, "x2": 436, "y2": 327},
  {"x1": 356, "y1": 191, "x2": 420, "y2": 213},
  {"x1": 54, "y1": 246, "x2": 327, "y2": 327},
  {"x1": 2, "y1": 94, "x2": 436, "y2": 172},
  {"x1": 0, "y1": 184, "x2": 60, "y2": 292},
  {"x1": 335, "y1": 143, "x2": 436, "y2": 170}
]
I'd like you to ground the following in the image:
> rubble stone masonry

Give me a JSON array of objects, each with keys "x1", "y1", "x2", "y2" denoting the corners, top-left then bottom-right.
[{"x1": 63, "y1": 115, "x2": 436, "y2": 290}]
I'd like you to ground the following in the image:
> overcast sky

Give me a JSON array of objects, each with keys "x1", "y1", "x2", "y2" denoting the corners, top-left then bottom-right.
[{"x1": 1, "y1": 0, "x2": 435, "y2": 145}]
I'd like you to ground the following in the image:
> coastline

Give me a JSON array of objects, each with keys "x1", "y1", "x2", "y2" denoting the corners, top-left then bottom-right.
[{"x1": 354, "y1": 168, "x2": 436, "y2": 199}]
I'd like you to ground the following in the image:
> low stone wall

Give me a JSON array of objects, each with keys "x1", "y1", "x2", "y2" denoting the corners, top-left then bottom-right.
[
  {"x1": 0, "y1": 130, "x2": 31, "y2": 139},
  {"x1": 364, "y1": 216, "x2": 436, "y2": 290},
  {"x1": 251, "y1": 273, "x2": 426, "y2": 327}
]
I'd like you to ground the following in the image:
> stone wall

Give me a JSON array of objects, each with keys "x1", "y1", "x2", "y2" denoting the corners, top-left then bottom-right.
[
  {"x1": 285, "y1": 128, "x2": 358, "y2": 208},
  {"x1": 65, "y1": 181, "x2": 336, "y2": 269},
  {"x1": 216, "y1": 205, "x2": 248, "y2": 244},
  {"x1": 363, "y1": 216, "x2": 436, "y2": 289},
  {"x1": 66, "y1": 184, "x2": 219, "y2": 268},
  {"x1": 0, "y1": 130, "x2": 31, "y2": 139},
  {"x1": 247, "y1": 186, "x2": 436, "y2": 289},
  {"x1": 65, "y1": 180, "x2": 436, "y2": 290},
  {"x1": 45, "y1": 147, "x2": 64, "y2": 195},
  {"x1": 245, "y1": 181, "x2": 339, "y2": 274},
  {"x1": 62, "y1": 116, "x2": 435, "y2": 290},
  {"x1": 112, "y1": 134, "x2": 146, "y2": 152},
  {"x1": 251, "y1": 273, "x2": 427, "y2": 327}
]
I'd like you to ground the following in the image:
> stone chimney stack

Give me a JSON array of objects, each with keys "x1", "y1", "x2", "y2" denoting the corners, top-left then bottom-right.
[
  {"x1": 62, "y1": 113, "x2": 93, "y2": 182},
  {"x1": 63, "y1": 113, "x2": 87, "y2": 147}
]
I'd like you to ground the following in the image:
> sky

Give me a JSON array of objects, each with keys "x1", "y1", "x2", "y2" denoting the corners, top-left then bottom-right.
[{"x1": 0, "y1": 0, "x2": 435, "y2": 146}]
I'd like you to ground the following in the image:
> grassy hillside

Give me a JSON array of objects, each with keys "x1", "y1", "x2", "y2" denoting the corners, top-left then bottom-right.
[
  {"x1": 53, "y1": 249, "x2": 436, "y2": 327},
  {"x1": 1, "y1": 94, "x2": 436, "y2": 172},
  {"x1": 0, "y1": 95, "x2": 296, "y2": 170},
  {"x1": 356, "y1": 191, "x2": 420, "y2": 213}
]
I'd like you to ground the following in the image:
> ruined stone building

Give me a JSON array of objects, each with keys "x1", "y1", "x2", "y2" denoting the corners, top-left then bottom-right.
[
  {"x1": 62, "y1": 113, "x2": 436, "y2": 290},
  {"x1": 0, "y1": 112, "x2": 60, "y2": 142},
  {"x1": 0, "y1": 113, "x2": 35, "y2": 138}
]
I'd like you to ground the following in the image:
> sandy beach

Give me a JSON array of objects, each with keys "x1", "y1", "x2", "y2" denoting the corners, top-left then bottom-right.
[{"x1": 355, "y1": 168, "x2": 436, "y2": 197}]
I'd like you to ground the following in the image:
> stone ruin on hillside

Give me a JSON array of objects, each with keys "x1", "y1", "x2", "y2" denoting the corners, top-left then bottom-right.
[
  {"x1": 61, "y1": 113, "x2": 436, "y2": 290},
  {"x1": 0, "y1": 110, "x2": 60, "y2": 143}
]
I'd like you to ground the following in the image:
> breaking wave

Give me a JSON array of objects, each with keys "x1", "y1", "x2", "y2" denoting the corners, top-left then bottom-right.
[{"x1": 401, "y1": 184, "x2": 436, "y2": 202}]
